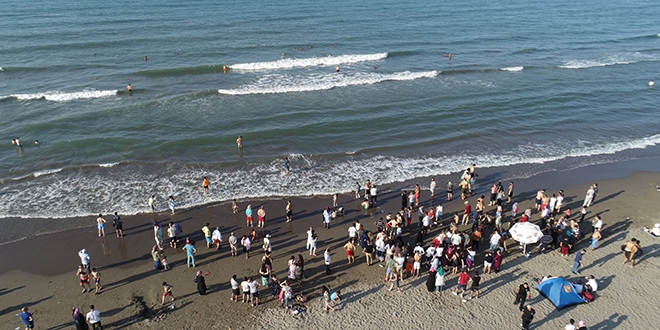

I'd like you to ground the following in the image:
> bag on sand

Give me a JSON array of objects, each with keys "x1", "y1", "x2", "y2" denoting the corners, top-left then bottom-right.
[{"x1": 583, "y1": 291, "x2": 594, "y2": 302}]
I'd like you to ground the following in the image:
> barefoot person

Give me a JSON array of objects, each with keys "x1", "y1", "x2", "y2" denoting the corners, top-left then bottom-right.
[
  {"x1": 285, "y1": 200, "x2": 293, "y2": 222},
  {"x1": 77, "y1": 265, "x2": 91, "y2": 293},
  {"x1": 257, "y1": 206, "x2": 266, "y2": 228},
  {"x1": 161, "y1": 282, "x2": 175, "y2": 305},
  {"x1": 96, "y1": 214, "x2": 106, "y2": 237},
  {"x1": 91, "y1": 268, "x2": 102, "y2": 294},
  {"x1": 202, "y1": 176, "x2": 210, "y2": 195},
  {"x1": 112, "y1": 212, "x2": 123, "y2": 237}
]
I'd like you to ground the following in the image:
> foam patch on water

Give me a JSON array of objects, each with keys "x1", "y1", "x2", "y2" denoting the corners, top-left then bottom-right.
[
  {"x1": 559, "y1": 52, "x2": 660, "y2": 69},
  {"x1": 4, "y1": 89, "x2": 118, "y2": 102},
  {"x1": 1, "y1": 133, "x2": 659, "y2": 219},
  {"x1": 501, "y1": 66, "x2": 523, "y2": 72},
  {"x1": 33, "y1": 168, "x2": 63, "y2": 177},
  {"x1": 98, "y1": 162, "x2": 120, "y2": 168},
  {"x1": 230, "y1": 53, "x2": 388, "y2": 71},
  {"x1": 219, "y1": 70, "x2": 438, "y2": 95}
]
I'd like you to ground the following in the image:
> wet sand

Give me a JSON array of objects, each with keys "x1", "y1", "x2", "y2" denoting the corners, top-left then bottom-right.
[{"x1": 1, "y1": 160, "x2": 660, "y2": 329}]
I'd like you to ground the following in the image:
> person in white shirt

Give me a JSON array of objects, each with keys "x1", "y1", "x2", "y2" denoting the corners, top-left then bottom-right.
[
  {"x1": 348, "y1": 225, "x2": 358, "y2": 244},
  {"x1": 306, "y1": 227, "x2": 314, "y2": 250},
  {"x1": 565, "y1": 318, "x2": 576, "y2": 330},
  {"x1": 490, "y1": 232, "x2": 501, "y2": 251},
  {"x1": 248, "y1": 278, "x2": 260, "y2": 306},
  {"x1": 240, "y1": 277, "x2": 250, "y2": 303},
  {"x1": 586, "y1": 275, "x2": 598, "y2": 292},
  {"x1": 230, "y1": 275, "x2": 240, "y2": 301},
  {"x1": 324, "y1": 248, "x2": 332, "y2": 274},
  {"x1": 370, "y1": 186, "x2": 378, "y2": 205},
  {"x1": 435, "y1": 204, "x2": 443, "y2": 224},
  {"x1": 451, "y1": 232, "x2": 463, "y2": 246},
  {"x1": 212, "y1": 227, "x2": 222, "y2": 251},
  {"x1": 86, "y1": 305, "x2": 102, "y2": 330},
  {"x1": 430, "y1": 177, "x2": 436, "y2": 198}
]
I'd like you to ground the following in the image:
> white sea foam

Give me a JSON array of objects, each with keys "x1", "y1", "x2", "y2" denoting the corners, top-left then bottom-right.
[
  {"x1": 230, "y1": 53, "x2": 388, "y2": 71},
  {"x1": 219, "y1": 70, "x2": 438, "y2": 95},
  {"x1": 33, "y1": 168, "x2": 63, "y2": 177},
  {"x1": 98, "y1": 162, "x2": 120, "y2": 168},
  {"x1": 501, "y1": 66, "x2": 523, "y2": 72},
  {"x1": 559, "y1": 52, "x2": 659, "y2": 69},
  {"x1": 0, "y1": 67, "x2": 3, "y2": 72},
  {"x1": 1, "y1": 134, "x2": 659, "y2": 220},
  {"x1": 5, "y1": 89, "x2": 117, "y2": 102}
]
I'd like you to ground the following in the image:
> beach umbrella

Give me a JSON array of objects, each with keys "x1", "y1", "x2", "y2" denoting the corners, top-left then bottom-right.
[{"x1": 509, "y1": 222, "x2": 543, "y2": 244}]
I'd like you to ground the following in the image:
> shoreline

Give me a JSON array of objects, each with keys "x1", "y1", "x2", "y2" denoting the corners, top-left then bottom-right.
[{"x1": 2, "y1": 154, "x2": 660, "y2": 247}]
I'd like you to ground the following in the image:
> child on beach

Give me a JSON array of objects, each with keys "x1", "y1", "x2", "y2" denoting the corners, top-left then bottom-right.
[
  {"x1": 161, "y1": 282, "x2": 175, "y2": 305},
  {"x1": 77, "y1": 265, "x2": 90, "y2": 293},
  {"x1": 91, "y1": 268, "x2": 102, "y2": 294},
  {"x1": 168, "y1": 196, "x2": 176, "y2": 214},
  {"x1": 161, "y1": 255, "x2": 169, "y2": 270}
]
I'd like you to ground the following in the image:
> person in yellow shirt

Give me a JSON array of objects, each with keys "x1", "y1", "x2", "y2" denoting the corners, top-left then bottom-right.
[
  {"x1": 202, "y1": 177, "x2": 211, "y2": 195},
  {"x1": 202, "y1": 223, "x2": 212, "y2": 249}
]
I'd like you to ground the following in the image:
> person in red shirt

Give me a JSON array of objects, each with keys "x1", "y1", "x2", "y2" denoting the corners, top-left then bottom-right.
[
  {"x1": 462, "y1": 201, "x2": 472, "y2": 225},
  {"x1": 453, "y1": 268, "x2": 472, "y2": 301}
]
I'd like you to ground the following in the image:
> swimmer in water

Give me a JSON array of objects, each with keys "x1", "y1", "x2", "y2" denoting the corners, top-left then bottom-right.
[
  {"x1": 649, "y1": 80, "x2": 655, "y2": 88},
  {"x1": 223, "y1": 65, "x2": 228, "y2": 73},
  {"x1": 282, "y1": 52, "x2": 285, "y2": 57},
  {"x1": 127, "y1": 84, "x2": 132, "y2": 92},
  {"x1": 374, "y1": 65, "x2": 378, "y2": 70},
  {"x1": 448, "y1": 53, "x2": 453, "y2": 61},
  {"x1": 299, "y1": 47, "x2": 303, "y2": 51},
  {"x1": 236, "y1": 135, "x2": 243, "y2": 149},
  {"x1": 336, "y1": 65, "x2": 340, "y2": 72},
  {"x1": 144, "y1": 56, "x2": 148, "y2": 61},
  {"x1": 11, "y1": 139, "x2": 16, "y2": 146},
  {"x1": 35, "y1": 140, "x2": 39, "y2": 145},
  {"x1": 15, "y1": 137, "x2": 22, "y2": 147}
]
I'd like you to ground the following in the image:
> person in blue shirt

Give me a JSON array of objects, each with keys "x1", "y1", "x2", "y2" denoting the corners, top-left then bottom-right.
[
  {"x1": 183, "y1": 239, "x2": 197, "y2": 268},
  {"x1": 19, "y1": 307, "x2": 34, "y2": 330},
  {"x1": 284, "y1": 157, "x2": 290, "y2": 175},
  {"x1": 571, "y1": 249, "x2": 586, "y2": 274}
]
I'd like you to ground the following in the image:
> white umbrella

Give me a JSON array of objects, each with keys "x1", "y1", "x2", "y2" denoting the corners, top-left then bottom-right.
[{"x1": 509, "y1": 222, "x2": 543, "y2": 244}]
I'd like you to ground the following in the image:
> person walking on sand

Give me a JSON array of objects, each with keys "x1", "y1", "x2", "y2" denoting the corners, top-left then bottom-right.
[
  {"x1": 286, "y1": 200, "x2": 293, "y2": 222},
  {"x1": 19, "y1": 307, "x2": 34, "y2": 330},
  {"x1": 514, "y1": 282, "x2": 531, "y2": 311},
  {"x1": 77, "y1": 265, "x2": 91, "y2": 293},
  {"x1": 469, "y1": 271, "x2": 481, "y2": 299},
  {"x1": 72, "y1": 307, "x2": 88, "y2": 330},
  {"x1": 91, "y1": 268, "x2": 102, "y2": 294},
  {"x1": 453, "y1": 268, "x2": 471, "y2": 302},
  {"x1": 571, "y1": 249, "x2": 586, "y2": 274},
  {"x1": 168, "y1": 196, "x2": 176, "y2": 214},
  {"x1": 622, "y1": 238, "x2": 640, "y2": 267},
  {"x1": 196, "y1": 270, "x2": 207, "y2": 296},
  {"x1": 112, "y1": 212, "x2": 123, "y2": 237},
  {"x1": 161, "y1": 282, "x2": 175, "y2": 305},
  {"x1": 202, "y1": 176, "x2": 210, "y2": 195},
  {"x1": 86, "y1": 305, "x2": 102, "y2": 330},
  {"x1": 183, "y1": 239, "x2": 196, "y2": 267},
  {"x1": 96, "y1": 214, "x2": 106, "y2": 237},
  {"x1": 148, "y1": 195, "x2": 156, "y2": 212},
  {"x1": 521, "y1": 304, "x2": 536, "y2": 330},
  {"x1": 257, "y1": 206, "x2": 266, "y2": 228},
  {"x1": 343, "y1": 240, "x2": 356, "y2": 264},
  {"x1": 78, "y1": 248, "x2": 91, "y2": 269},
  {"x1": 590, "y1": 228, "x2": 602, "y2": 251},
  {"x1": 583, "y1": 185, "x2": 595, "y2": 207}
]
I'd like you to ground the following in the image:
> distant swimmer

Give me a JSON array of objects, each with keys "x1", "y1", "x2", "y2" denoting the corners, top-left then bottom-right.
[
  {"x1": 223, "y1": 65, "x2": 228, "y2": 73},
  {"x1": 93, "y1": 53, "x2": 97, "y2": 56},
  {"x1": 15, "y1": 137, "x2": 21, "y2": 147},
  {"x1": 11, "y1": 139, "x2": 16, "y2": 146},
  {"x1": 299, "y1": 47, "x2": 303, "y2": 51},
  {"x1": 282, "y1": 52, "x2": 285, "y2": 57},
  {"x1": 336, "y1": 65, "x2": 340, "y2": 72},
  {"x1": 236, "y1": 135, "x2": 243, "y2": 149},
  {"x1": 448, "y1": 53, "x2": 453, "y2": 60},
  {"x1": 649, "y1": 80, "x2": 655, "y2": 88},
  {"x1": 308, "y1": 45, "x2": 312, "y2": 48},
  {"x1": 374, "y1": 65, "x2": 378, "y2": 70},
  {"x1": 127, "y1": 84, "x2": 132, "y2": 92},
  {"x1": 34, "y1": 140, "x2": 39, "y2": 145},
  {"x1": 144, "y1": 56, "x2": 148, "y2": 61}
]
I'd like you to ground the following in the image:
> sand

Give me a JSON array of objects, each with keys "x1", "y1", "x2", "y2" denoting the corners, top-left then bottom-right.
[{"x1": 1, "y1": 161, "x2": 659, "y2": 330}]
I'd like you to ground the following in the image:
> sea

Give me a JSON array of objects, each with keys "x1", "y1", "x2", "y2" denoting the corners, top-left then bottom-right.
[{"x1": 1, "y1": 0, "x2": 659, "y2": 221}]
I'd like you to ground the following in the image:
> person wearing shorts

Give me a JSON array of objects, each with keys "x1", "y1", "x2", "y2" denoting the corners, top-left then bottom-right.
[
  {"x1": 229, "y1": 232, "x2": 237, "y2": 257},
  {"x1": 230, "y1": 275, "x2": 240, "y2": 301},
  {"x1": 241, "y1": 277, "x2": 250, "y2": 303},
  {"x1": 469, "y1": 271, "x2": 481, "y2": 299},
  {"x1": 78, "y1": 265, "x2": 90, "y2": 293},
  {"x1": 249, "y1": 277, "x2": 260, "y2": 306},
  {"x1": 96, "y1": 214, "x2": 106, "y2": 237},
  {"x1": 161, "y1": 282, "x2": 174, "y2": 305},
  {"x1": 202, "y1": 223, "x2": 212, "y2": 249}
]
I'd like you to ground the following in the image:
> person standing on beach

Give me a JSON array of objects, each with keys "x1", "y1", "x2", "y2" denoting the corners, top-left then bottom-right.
[
  {"x1": 196, "y1": 270, "x2": 207, "y2": 296},
  {"x1": 521, "y1": 305, "x2": 536, "y2": 330},
  {"x1": 583, "y1": 185, "x2": 595, "y2": 207},
  {"x1": 286, "y1": 200, "x2": 293, "y2": 222},
  {"x1": 161, "y1": 282, "x2": 175, "y2": 305},
  {"x1": 86, "y1": 305, "x2": 102, "y2": 330},
  {"x1": 72, "y1": 307, "x2": 87, "y2": 330},
  {"x1": 232, "y1": 199, "x2": 239, "y2": 214},
  {"x1": 246, "y1": 205, "x2": 253, "y2": 227},
  {"x1": 77, "y1": 265, "x2": 91, "y2": 293},
  {"x1": 622, "y1": 238, "x2": 640, "y2": 267},
  {"x1": 514, "y1": 283, "x2": 531, "y2": 311},
  {"x1": 447, "y1": 181, "x2": 453, "y2": 201},
  {"x1": 229, "y1": 232, "x2": 238, "y2": 257},
  {"x1": 167, "y1": 223, "x2": 178, "y2": 248},
  {"x1": 202, "y1": 176, "x2": 210, "y2": 195},
  {"x1": 19, "y1": 307, "x2": 34, "y2": 330},
  {"x1": 356, "y1": 182, "x2": 362, "y2": 199},
  {"x1": 323, "y1": 206, "x2": 332, "y2": 229},
  {"x1": 343, "y1": 240, "x2": 356, "y2": 264},
  {"x1": 591, "y1": 228, "x2": 602, "y2": 251},
  {"x1": 112, "y1": 212, "x2": 123, "y2": 237},
  {"x1": 507, "y1": 181, "x2": 514, "y2": 204},
  {"x1": 154, "y1": 222, "x2": 163, "y2": 249},
  {"x1": 168, "y1": 196, "x2": 176, "y2": 214},
  {"x1": 148, "y1": 195, "x2": 156, "y2": 212},
  {"x1": 202, "y1": 223, "x2": 212, "y2": 249},
  {"x1": 370, "y1": 185, "x2": 378, "y2": 206},
  {"x1": 230, "y1": 275, "x2": 240, "y2": 301},
  {"x1": 241, "y1": 235, "x2": 251, "y2": 259},
  {"x1": 324, "y1": 248, "x2": 332, "y2": 274},
  {"x1": 96, "y1": 214, "x2": 106, "y2": 237},
  {"x1": 571, "y1": 249, "x2": 586, "y2": 273},
  {"x1": 257, "y1": 206, "x2": 266, "y2": 228},
  {"x1": 212, "y1": 227, "x2": 222, "y2": 250},
  {"x1": 183, "y1": 240, "x2": 196, "y2": 267},
  {"x1": 430, "y1": 177, "x2": 436, "y2": 198},
  {"x1": 78, "y1": 248, "x2": 91, "y2": 269}
]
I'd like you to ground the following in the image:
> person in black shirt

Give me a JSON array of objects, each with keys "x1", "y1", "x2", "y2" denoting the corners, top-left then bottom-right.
[
  {"x1": 514, "y1": 282, "x2": 531, "y2": 311},
  {"x1": 521, "y1": 304, "x2": 536, "y2": 330}
]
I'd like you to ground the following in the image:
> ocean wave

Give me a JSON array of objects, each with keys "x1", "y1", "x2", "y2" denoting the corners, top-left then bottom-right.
[
  {"x1": 98, "y1": 162, "x2": 120, "y2": 168},
  {"x1": 230, "y1": 53, "x2": 388, "y2": 71},
  {"x1": 3, "y1": 89, "x2": 118, "y2": 102},
  {"x1": 218, "y1": 70, "x2": 438, "y2": 95},
  {"x1": 559, "y1": 52, "x2": 660, "y2": 69},
  {"x1": 33, "y1": 168, "x2": 63, "y2": 177},
  {"x1": 1, "y1": 134, "x2": 659, "y2": 219},
  {"x1": 501, "y1": 66, "x2": 523, "y2": 72}
]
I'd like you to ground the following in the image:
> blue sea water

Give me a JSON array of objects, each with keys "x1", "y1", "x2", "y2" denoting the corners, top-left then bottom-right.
[{"x1": 0, "y1": 0, "x2": 659, "y2": 219}]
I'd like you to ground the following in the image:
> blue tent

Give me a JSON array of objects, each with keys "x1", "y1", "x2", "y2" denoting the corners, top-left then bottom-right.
[{"x1": 536, "y1": 278, "x2": 586, "y2": 309}]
